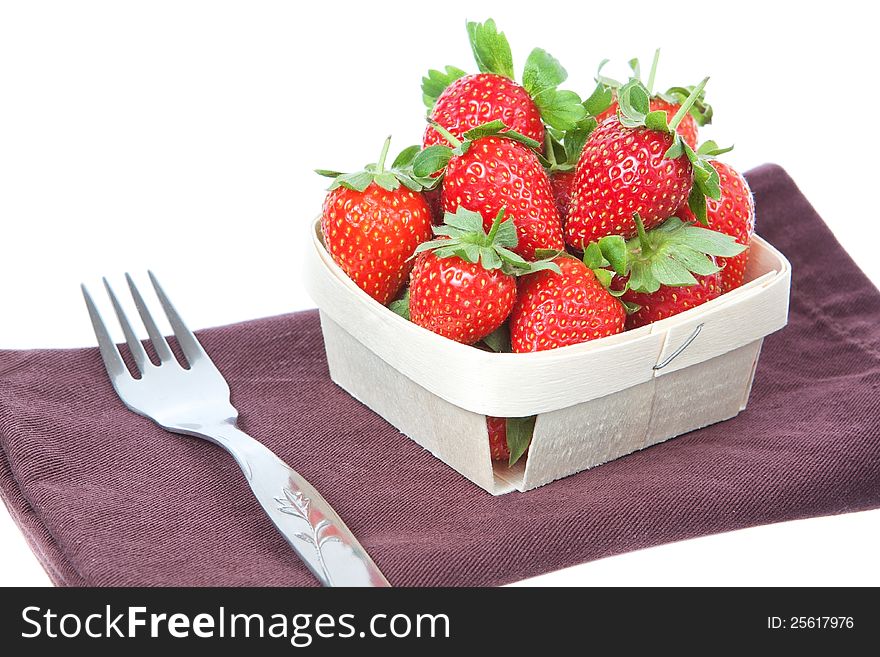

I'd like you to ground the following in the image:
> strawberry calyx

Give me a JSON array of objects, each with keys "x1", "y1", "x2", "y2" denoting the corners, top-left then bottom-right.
[
  {"x1": 616, "y1": 78, "x2": 732, "y2": 224},
  {"x1": 412, "y1": 119, "x2": 543, "y2": 178},
  {"x1": 412, "y1": 206, "x2": 561, "y2": 277},
  {"x1": 421, "y1": 18, "x2": 586, "y2": 131},
  {"x1": 598, "y1": 213, "x2": 747, "y2": 295},
  {"x1": 592, "y1": 50, "x2": 713, "y2": 126},
  {"x1": 421, "y1": 65, "x2": 468, "y2": 110},
  {"x1": 316, "y1": 136, "x2": 436, "y2": 193}
]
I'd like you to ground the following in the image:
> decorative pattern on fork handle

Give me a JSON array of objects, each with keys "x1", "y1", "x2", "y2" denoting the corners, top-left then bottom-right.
[{"x1": 275, "y1": 486, "x2": 342, "y2": 587}]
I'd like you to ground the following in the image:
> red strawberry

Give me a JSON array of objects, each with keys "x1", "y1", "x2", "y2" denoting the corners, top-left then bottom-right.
[
  {"x1": 510, "y1": 257, "x2": 626, "y2": 352},
  {"x1": 566, "y1": 78, "x2": 719, "y2": 249},
  {"x1": 415, "y1": 123, "x2": 565, "y2": 260},
  {"x1": 549, "y1": 169, "x2": 577, "y2": 220},
  {"x1": 678, "y1": 161, "x2": 755, "y2": 292},
  {"x1": 421, "y1": 19, "x2": 585, "y2": 149},
  {"x1": 410, "y1": 250, "x2": 516, "y2": 344},
  {"x1": 565, "y1": 116, "x2": 692, "y2": 249},
  {"x1": 618, "y1": 268, "x2": 722, "y2": 329},
  {"x1": 424, "y1": 73, "x2": 543, "y2": 149},
  {"x1": 443, "y1": 135, "x2": 564, "y2": 260},
  {"x1": 422, "y1": 186, "x2": 445, "y2": 225},
  {"x1": 318, "y1": 138, "x2": 433, "y2": 305},
  {"x1": 601, "y1": 213, "x2": 745, "y2": 328},
  {"x1": 487, "y1": 417, "x2": 509, "y2": 461},
  {"x1": 408, "y1": 207, "x2": 559, "y2": 345},
  {"x1": 596, "y1": 97, "x2": 699, "y2": 150}
]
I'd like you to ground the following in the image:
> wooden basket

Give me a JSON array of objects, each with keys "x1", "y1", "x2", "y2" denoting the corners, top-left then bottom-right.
[{"x1": 306, "y1": 219, "x2": 791, "y2": 494}]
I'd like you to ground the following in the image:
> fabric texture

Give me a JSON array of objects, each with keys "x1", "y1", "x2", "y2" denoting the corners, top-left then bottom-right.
[{"x1": 1, "y1": 164, "x2": 878, "y2": 587}]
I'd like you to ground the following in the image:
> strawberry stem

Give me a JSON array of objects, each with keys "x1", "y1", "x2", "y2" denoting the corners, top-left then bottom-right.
[
  {"x1": 544, "y1": 131, "x2": 558, "y2": 168},
  {"x1": 668, "y1": 77, "x2": 708, "y2": 132},
  {"x1": 376, "y1": 135, "x2": 392, "y2": 174},
  {"x1": 427, "y1": 118, "x2": 463, "y2": 149},
  {"x1": 633, "y1": 213, "x2": 651, "y2": 256},
  {"x1": 485, "y1": 208, "x2": 506, "y2": 243},
  {"x1": 646, "y1": 49, "x2": 660, "y2": 96}
]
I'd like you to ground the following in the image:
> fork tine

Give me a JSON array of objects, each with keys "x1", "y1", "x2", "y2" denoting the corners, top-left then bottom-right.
[
  {"x1": 102, "y1": 277, "x2": 149, "y2": 374},
  {"x1": 147, "y1": 270, "x2": 208, "y2": 366},
  {"x1": 124, "y1": 273, "x2": 175, "y2": 364},
  {"x1": 81, "y1": 284, "x2": 129, "y2": 380}
]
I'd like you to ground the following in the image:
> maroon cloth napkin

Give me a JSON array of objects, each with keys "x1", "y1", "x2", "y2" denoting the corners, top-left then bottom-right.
[{"x1": 1, "y1": 164, "x2": 879, "y2": 587}]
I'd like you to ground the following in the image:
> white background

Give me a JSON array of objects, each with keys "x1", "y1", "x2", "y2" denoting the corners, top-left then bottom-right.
[{"x1": 1, "y1": 1, "x2": 878, "y2": 586}]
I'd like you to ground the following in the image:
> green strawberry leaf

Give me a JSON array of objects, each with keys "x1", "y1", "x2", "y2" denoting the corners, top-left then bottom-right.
[
  {"x1": 422, "y1": 65, "x2": 468, "y2": 110},
  {"x1": 480, "y1": 246, "x2": 503, "y2": 270},
  {"x1": 482, "y1": 323, "x2": 511, "y2": 353},
  {"x1": 645, "y1": 109, "x2": 670, "y2": 132},
  {"x1": 674, "y1": 224, "x2": 747, "y2": 257},
  {"x1": 495, "y1": 245, "x2": 528, "y2": 265},
  {"x1": 321, "y1": 138, "x2": 435, "y2": 193},
  {"x1": 629, "y1": 57, "x2": 641, "y2": 79},
  {"x1": 493, "y1": 218, "x2": 519, "y2": 248},
  {"x1": 668, "y1": 245, "x2": 720, "y2": 276},
  {"x1": 621, "y1": 300, "x2": 642, "y2": 314},
  {"x1": 622, "y1": 214, "x2": 746, "y2": 293},
  {"x1": 650, "y1": 256, "x2": 698, "y2": 287},
  {"x1": 467, "y1": 19, "x2": 514, "y2": 79},
  {"x1": 412, "y1": 238, "x2": 457, "y2": 258},
  {"x1": 328, "y1": 170, "x2": 374, "y2": 192},
  {"x1": 391, "y1": 145, "x2": 422, "y2": 169},
  {"x1": 373, "y1": 172, "x2": 400, "y2": 191},
  {"x1": 697, "y1": 140, "x2": 734, "y2": 158},
  {"x1": 443, "y1": 207, "x2": 485, "y2": 233},
  {"x1": 583, "y1": 242, "x2": 609, "y2": 270},
  {"x1": 462, "y1": 121, "x2": 543, "y2": 152},
  {"x1": 563, "y1": 117, "x2": 597, "y2": 164},
  {"x1": 522, "y1": 259, "x2": 563, "y2": 275},
  {"x1": 412, "y1": 145, "x2": 453, "y2": 177},
  {"x1": 598, "y1": 235, "x2": 627, "y2": 276},
  {"x1": 583, "y1": 82, "x2": 615, "y2": 117},
  {"x1": 617, "y1": 78, "x2": 652, "y2": 128},
  {"x1": 593, "y1": 268, "x2": 613, "y2": 288},
  {"x1": 522, "y1": 48, "x2": 568, "y2": 97},
  {"x1": 532, "y1": 88, "x2": 587, "y2": 132},
  {"x1": 388, "y1": 289, "x2": 410, "y2": 320},
  {"x1": 687, "y1": 186, "x2": 708, "y2": 225},
  {"x1": 506, "y1": 416, "x2": 536, "y2": 467}
]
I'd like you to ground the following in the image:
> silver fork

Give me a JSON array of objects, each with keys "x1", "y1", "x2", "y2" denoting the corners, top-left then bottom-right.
[{"x1": 81, "y1": 272, "x2": 390, "y2": 587}]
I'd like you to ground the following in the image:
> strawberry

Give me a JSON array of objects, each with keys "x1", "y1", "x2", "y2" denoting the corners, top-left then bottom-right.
[
  {"x1": 408, "y1": 207, "x2": 560, "y2": 345},
  {"x1": 421, "y1": 19, "x2": 586, "y2": 148},
  {"x1": 549, "y1": 170, "x2": 577, "y2": 219},
  {"x1": 590, "y1": 50, "x2": 712, "y2": 151},
  {"x1": 619, "y1": 269, "x2": 722, "y2": 329},
  {"x1": 510, "y1": 256, "x2": 626, "y2": 353},
  {"x1": 487, "y1": 417, "x2": 509, "y2": 461},
  {"x1": 424, "y1": 72, "x2": 544, "y2": 149},
  {"x1": 598, "y1": 214, "x2": 746, "y2": 328},
  {"x1": 565, "y1": 77, "x2": 725, "y2": 250},
  {"x1": 677, "y1": 161, "x2": 755, "y2": 292},
  {"x1": 317, "y1": 138, "x2": 433, "y2": 305},
  {"x1": 413, "y1": 121, "x2": 564, "y2": 260},
  {"x1": 422, "y1": 186, "x2": 445, "y2": 225}
]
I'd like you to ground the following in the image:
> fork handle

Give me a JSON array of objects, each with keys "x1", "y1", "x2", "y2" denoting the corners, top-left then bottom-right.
[{"x1": 205, "y1": 423, "x2": 391, "y2": 587}]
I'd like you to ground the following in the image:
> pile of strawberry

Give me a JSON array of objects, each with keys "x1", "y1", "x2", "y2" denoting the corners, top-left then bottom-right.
[{"x1": 318, "y1": 19, "x2": 755, "y2": 466}]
